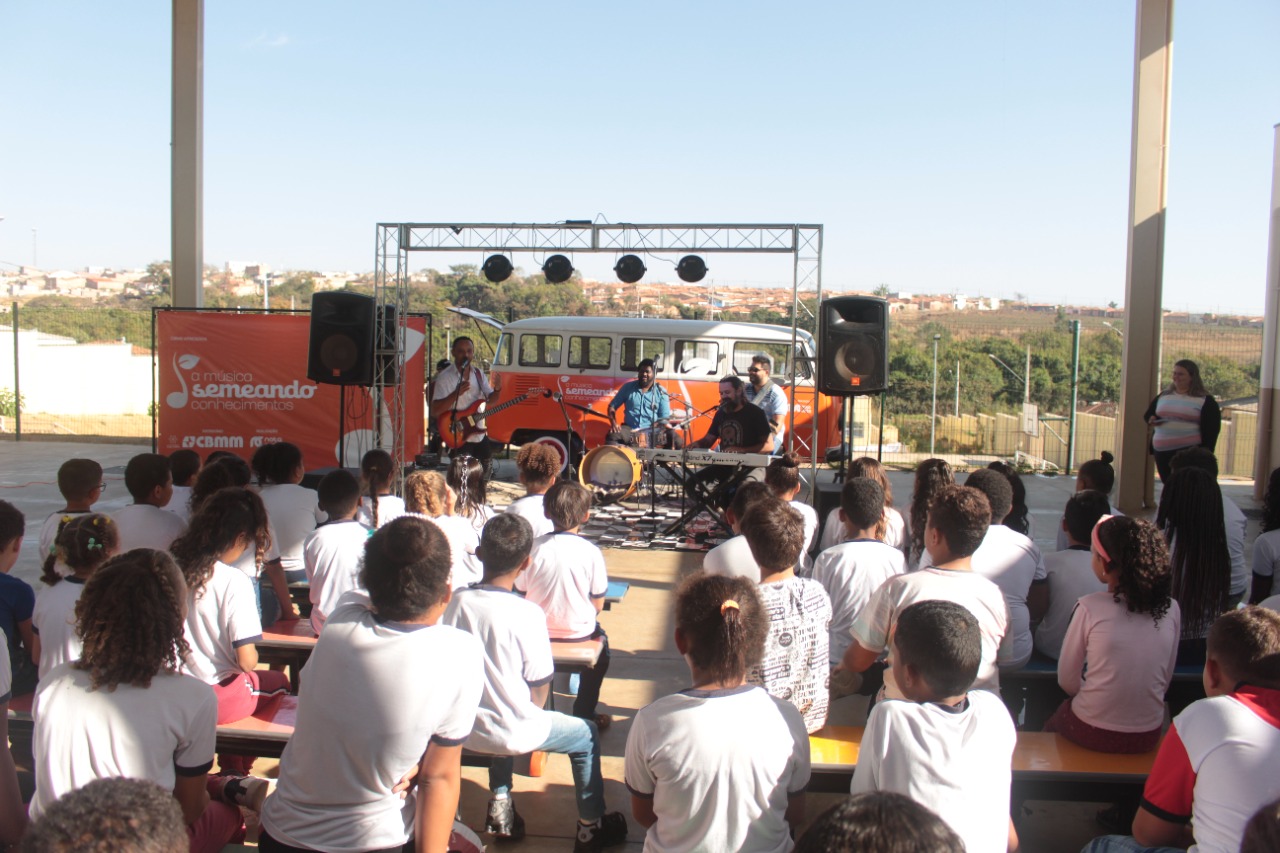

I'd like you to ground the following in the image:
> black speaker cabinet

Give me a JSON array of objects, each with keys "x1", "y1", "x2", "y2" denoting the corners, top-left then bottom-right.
[
  {"x1": 307, "y1": 292, "x2": 376, "y2": 386},
  {"x1": 818, "y1": 296, "x2": 889, "y2": 396}
]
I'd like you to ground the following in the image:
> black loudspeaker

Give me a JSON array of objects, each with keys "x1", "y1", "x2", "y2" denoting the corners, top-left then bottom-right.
[
  {"x1": 818, "y1": 296, "x2": 889, "y2": 396},
  {"x1": 307, "y1": 292, "x2": 377, "y2": 386}
]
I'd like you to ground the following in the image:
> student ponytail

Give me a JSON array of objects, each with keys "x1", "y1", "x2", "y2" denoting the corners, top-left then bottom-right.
[
  {"x1": 675, "y1": 573, "x2": 767, "y2": 684},
  {"x1": 361, "y1": 449, "x2": 394, "y2": 527},
  {"x1": 41, "y1": 514, "x2": 76, "y2": 586},
  {"x1": 1094, "y1": 516, "x2": 1172, "y2": 623},
  {"x1": 1155, "y1": 467, "x2": 1230, "y2": 636},
  {"x1": 42, "y1": 514, "x2": 119, "y2": 586}
]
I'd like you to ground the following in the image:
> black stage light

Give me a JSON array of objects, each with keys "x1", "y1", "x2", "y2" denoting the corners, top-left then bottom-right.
[
  {"x1": 542, "y1": 254, "x2": 574, "y2": 284},
  {"x1": 676, "y1": 255, "x2": 708, "y2": 283},
  {"x1": 614, "y1": 254, "x2": 646, "y2": 284},
  {"x1": 482, "y1": 254, "x2": 514, "y2": 283}
]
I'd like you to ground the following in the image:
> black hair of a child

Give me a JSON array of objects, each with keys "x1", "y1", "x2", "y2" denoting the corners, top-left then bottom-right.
[
  {"x1": 0, "y1": 500, "x2": 24, "y2": 549},
  {"x1": 123, "y1": 454, "x2": 171, "y2": 503},
  {"x1": 793, "y1": 791, "x2": 965, "y2": 853},
  {"x1": 167, "y1": 449, "x2": 202, "y2": 487},
  {"x1": 764, "y1": 452, "x2": 803, "y2": 496},
  {"x1": 1264, "y1": 467, "x2": 1280, "y2": 534},
  {"x1": 41, "y1": 513, "x2": 117, "y2": 587},
  {"x1": 926, "y1": 485, "x2": 991, "y2": 560},
  {"x1": 360, "y1": 516, "x2": 452, "y2": 621},
  {"x1": 987, "y1": 461, "x2": 1030, "y2": 535},
  {"x1": 1094, "y1": 516, "x2": 1173, "y2": 623},
  {"x1": 20, "y1": 776, "x2": 188, "y2": 853},
  {"x1": 447, "y1": 455, "x2": 488, "y2": 522},
  {"x1": 1156, "y1": 466, "x2": 1230, "y2": 638},
  {"x1": 908, "y1": 458, "x2": 954, "y2": 566},
  {"x1": 253, "y1": 442, "x2": 302, "y2": 486},
  {"x1": 189, "y1": 457, "x2": 252, "y2": 517},
  {"x1": 964, "y1": 468, "x2": 1013, "y2": 526},
  {"x1": 169, "y1": 487, "x2": 269, "y2": 596},
  {"x1": 840, "y1": 478, "x2": 885, "y2": 533},
  {"x1": 544, "y1": 481, "x2": 592, "y2": 531},
  {"x1": 1207, "y1": 607, "x2": 1280, "y2": 689},
  {"x1": 317, "y1": 469, "x2": 361, "y2": 519},
  {"x1": 740, "y1": 500, "x2": 804, "y2": 572},
  {"x1": 1077, "y1": 451, "x2": 1116, "y2": 494},
  {"x1": 893, "y1": 599, "x2": 981, "y2": 699},
  {"x1": 478, "y1": 513, "x2": 533, "y2": 578},
  {"x1": 1242, "y1": 797, "x2": 1280, "y2": 853},
  {"x1": 1063, "y1": 489, "x2": 1112, "y2": 545},
  {"x1": 1171, "y1": 446, "x2": 1219, "y2": 478},
  {"x1": 674, "y1": 572, "x2": 768, "y2": 685},
  {"x1": 56, "y1": 458, "x2": 103, "y2": 503},
  {"x1": 728, "y1": 480, "x2": 774, "y2": 521},
  {"x1": 360, "y1": 449, "x2": 396, "y2": 528},
  {"x1": 204, "y1": 449, "x2": 239, "y2": 465}
]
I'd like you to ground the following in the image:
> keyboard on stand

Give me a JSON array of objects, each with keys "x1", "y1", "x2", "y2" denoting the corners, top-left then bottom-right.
[{"x1": 635, "y1": 448, "x2": 772, "y2": 468}]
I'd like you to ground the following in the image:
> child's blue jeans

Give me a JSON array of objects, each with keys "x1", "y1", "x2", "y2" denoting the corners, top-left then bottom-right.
[{"x1": 488, "y1": 711, "x2": 605, "y2": 822}]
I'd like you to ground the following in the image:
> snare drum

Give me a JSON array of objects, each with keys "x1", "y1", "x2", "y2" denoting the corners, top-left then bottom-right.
[{"x1": 579, "y1": 445, "x2": 643, "y2": 504}]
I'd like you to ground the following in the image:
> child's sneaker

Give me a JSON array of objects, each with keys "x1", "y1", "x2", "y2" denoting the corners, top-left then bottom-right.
[
  {"x1": 485, "y1": 796, "x2": 525, "y2": 841},
  {"x1": 216, "y1": 774, "x2": 271, "y2": 813},
  {"x1": 573, "y1": 811, "x2": 627, "y2": 853}
]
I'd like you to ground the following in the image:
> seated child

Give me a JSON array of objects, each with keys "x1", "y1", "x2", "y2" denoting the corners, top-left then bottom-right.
[
  {"x1": 1047, "y1": 516, "x2": 1180, "y2": 753},
  {"x1": 988, "y1": 461, "x2": 1032, "y2": 537},
  {"x1": 506, "y1": 442, "x2": 559, "y2": 538},
  {"x1": 741, "y1": 501, "x2": 832, "y2": 732},
  {"x1": 21, "y1": 777, "x2": 188, "y2": 853},
  {"x1": 965, "y1": 468, "x2": 1046, "y2": 670},
  {"x1": 907, "y1": 458, "x2": 956, "y2": 569},
  {"x1": 1171, "y1": 447, "x2": 1248, "y2": 606},
  {"x1": 110, "y1": 453, "x2": 187, "y2": 552},
  {"x1": 625, "y1": 573, "x2": 809, "y2": 853},
  {"x1": 852, "y1": 600, "x2": 1018, "y2": 853},
  {"x1": 843, "y1": 485, "x2": 1014, "y2": 699},
  {"x1": 403, "y1": 470, "x2": 482, "y2": 589},
  {"x1": 0, "y1": 501, "x2": 35, "y2": 696},
  {"x1": 449, "y1": 454, "x2": 497, "y2": 536},
  {"x1": 1035, "y1": 490, "x2": 1112, "y2": 660},
  {"x1": 166, "y1": 448, "x2": 202, "y2": 525},
  {"x1": 169, "y1": 487, "x2": 290, "y2": 775},
  {"x1": 259, "y1": 517, "x2": 484, "y2": 853},
  {"x1": 765, "y1": 452, "x2": 819, "y2": 566},
  {"x1": 819, "y1": 457, "x2": 907, "y2": 552},
  {"x1": 253, "y1": 442, "x2": 326, "y2": 584},
  {"x1": 32, "y1": 514, "x2": 118, "y2": 678},
  {"x1": 702, "y1": 481, "x2": 775, "y2": 581},
  {"x1": 0, "y1": 633, "x2": 24, "y2": 845},
  {"x1": 357, "y1": 449, "x2": 405, "y2": 529},
  {"x1": 1084, "y1": 607, "x2": 1280, "y2": 853},
  {"x1": 516, "y1": 481, "x2": 612, "y2": 727},
  {"x1": 304, "y1": 469, "x2": 370, "y2": 634},
  {"x1": 794, "y1": 790, "x2": 965, "y2": 853},
  {"x1": 1056, "y1": 452, "x2": 1120, "y2": 551},
  {"x1": 809, "y1": 478, "x2": 906, "y2": 666},
  {"x1": 30, "y1": 549, "x2": 265, "y2": 851},
  {"x1": 444, "y1": 514, "x2": 627, "y2": 851},
  {"x1": 38, "y1": 457, "x2": 104, "y2": 558}
]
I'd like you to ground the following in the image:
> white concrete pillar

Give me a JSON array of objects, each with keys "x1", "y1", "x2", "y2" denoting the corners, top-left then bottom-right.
[
  {"x1": 1254, "y1": 124, "x2": 1280, "y2": 499},
  {"x1": 171, "y1": 0, "x2": 203, "y2": 308}
]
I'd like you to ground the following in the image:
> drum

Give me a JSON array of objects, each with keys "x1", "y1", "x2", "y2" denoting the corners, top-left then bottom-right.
[{"x1": 579, "y1": 445, "x2": 643, "y2": 505}]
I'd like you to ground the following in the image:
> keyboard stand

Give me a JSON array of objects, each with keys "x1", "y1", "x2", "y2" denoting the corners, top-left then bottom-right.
[{"x1": 659, "y1": 461, "x2": 750, "y2": 537}]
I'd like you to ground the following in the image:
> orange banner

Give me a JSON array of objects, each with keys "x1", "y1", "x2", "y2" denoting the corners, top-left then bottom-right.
[{"x1": 157, "y1": 311, "x2": 425, "y2": 468}]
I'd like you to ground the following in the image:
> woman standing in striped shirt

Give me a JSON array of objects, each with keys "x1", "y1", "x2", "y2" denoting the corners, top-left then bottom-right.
[{"x1": 1144, "y1": 359, "x2": 1220, "y2": 483}]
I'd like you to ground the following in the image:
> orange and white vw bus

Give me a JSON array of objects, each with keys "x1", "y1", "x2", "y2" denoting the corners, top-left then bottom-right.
[{"x1": 457, "y1": 315, "x2": 839, "y2": 466}]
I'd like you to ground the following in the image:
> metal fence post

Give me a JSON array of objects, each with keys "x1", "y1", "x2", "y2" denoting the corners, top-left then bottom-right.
[
  {"x1": 12, "y1": 302, "x2": 20, "y2": 441},
  {"x1": 1068, "y1": 320, "x2": 1081, "y2": 473}
]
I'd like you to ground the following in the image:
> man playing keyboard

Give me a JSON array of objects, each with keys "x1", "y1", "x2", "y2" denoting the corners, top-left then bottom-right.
[{"x1": 685, "y1": 376, "x2": 773, "y2": 508}]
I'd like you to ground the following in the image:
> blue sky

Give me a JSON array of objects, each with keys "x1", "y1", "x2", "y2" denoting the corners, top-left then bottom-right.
[{"x1": 1, "y1": 1, "x2": 1277, "y2": 313}]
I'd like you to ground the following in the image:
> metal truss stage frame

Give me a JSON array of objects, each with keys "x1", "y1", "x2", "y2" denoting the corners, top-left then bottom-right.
[{"x1": 373, "y1": 221, "x2": 824, "y2": 479}]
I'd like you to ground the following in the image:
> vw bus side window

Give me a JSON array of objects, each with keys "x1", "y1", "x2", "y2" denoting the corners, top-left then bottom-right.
[
  {"x1": 733, "y1": 342, "x2": 809, "y2": 380},
  {"x1": 493, "y1": 333, "x2": 513, "y2": 366},
  {"x1": 568, "y1": 336, "x2": 613, "y2": 370},
  {"x1": 519, "y1": 334, "x2": 562, "y2": 367},
  {"x1": 673, "y1": 340, "x2": 719, "y2": 376},
  {"x1": 621, "y1": 338, "x2": 666, "y2": 372}
]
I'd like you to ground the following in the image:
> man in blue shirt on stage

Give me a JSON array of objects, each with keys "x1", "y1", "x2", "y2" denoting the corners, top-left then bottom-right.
[
  {"x1": 744, "y1": 355, "x2": 788, "y2": 455},
  {"x1": 607, "y1": 359, "x2": 682, "y2": 448}
]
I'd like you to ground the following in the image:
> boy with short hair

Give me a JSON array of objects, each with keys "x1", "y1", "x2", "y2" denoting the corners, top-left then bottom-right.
[
  {"x1": 165, "y1": 448, "x2": 202, "y2": 525},
  {"x1": 303, "y1": 469, "x2": 369, "y2": 634},
  {"x1": 38, "y1": 458, "x2": 103, "y2": 558},
  {"x1": 851, "y1": 600, "x2": 1018, "y2": 853},
  {"x1": 1086, "y1": 607, "x2": 1280, "y2": 853},
  {"x1": 0, "y1": 502, "x2": 35, "y2": 696},
  {"x1": 111, "y1": 453, "x2": 186, "y2": 552},
  {"x1": 965, "y1": 468, "x2": 1046, "y2": 670},
  {"x1": 516, "y1": 481, "x2": 613, "y2": 726},
  {"x1": 702, "y1": 480, "x2": 775, "y2": 581},
  {"x1": 842, "y1": 485, "x2": 1013, "y2": 699},
  {"x1": 742, "y1": 500, "x2": 832, "y2": 732},
  {"x1": 445, "y1": 514, "x2": 628, "y2": 852},
  {"x1": 809, "y1": 478, "x2": 906, "y2": 666},
  {"x1": 1034, "y1": 490, "x2": 1112, "y2": 660}
]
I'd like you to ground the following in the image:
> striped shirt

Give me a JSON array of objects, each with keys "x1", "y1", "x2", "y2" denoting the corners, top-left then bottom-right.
[{"x1": 1152, "y1": 392, "x2": 1206, "y2": 452}]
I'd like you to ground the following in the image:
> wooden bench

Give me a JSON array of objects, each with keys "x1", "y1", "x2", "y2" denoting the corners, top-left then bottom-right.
[
  {"x1": 288, "y1": 579, "x2": 628, "y2": 620},
  {"x1": 807, "y1": 725, "x2": 1159, "y2": 802}
]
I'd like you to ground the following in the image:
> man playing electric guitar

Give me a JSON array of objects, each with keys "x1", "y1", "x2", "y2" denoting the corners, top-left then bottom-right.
[{"x1": 429, "y1": 336, "x2": 534, "y2": 478}]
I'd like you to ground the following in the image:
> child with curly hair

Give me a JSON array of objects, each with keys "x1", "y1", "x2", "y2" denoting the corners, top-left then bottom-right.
[
  {"x1": 404, "y1": 470, "x2": 482, "y2": 589},
  {"x1": 906, "y1": 458, "x2": 954, "y2": 568},
  {"x1": 31, "y1": 514, "x2": 119, "y2": 678},
  {"x1": 1047, "y1": 516, "x2": 1180, "y2": 753},
  {"x1": 357, "y1": 449, "x2": 405, "y2": 530},
  {"x1": 507, "y1": 443, "x2": 560, "y2": 538},
  {"x1": 30, "y1": 549, "x2": 264, "y2": 851}
]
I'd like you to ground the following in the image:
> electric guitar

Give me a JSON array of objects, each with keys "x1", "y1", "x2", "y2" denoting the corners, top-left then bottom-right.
[{"x1": 438, "y1": 388, "x2": 545, "y2": 450}]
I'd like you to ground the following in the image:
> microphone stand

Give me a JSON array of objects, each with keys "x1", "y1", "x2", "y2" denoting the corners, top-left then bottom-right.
[
  {"x1": 550, "y1": 388, "x2": 579, "y2": 480},
  {"x1": 447, "y1": 360, "x2": 469, "y2": 459}
]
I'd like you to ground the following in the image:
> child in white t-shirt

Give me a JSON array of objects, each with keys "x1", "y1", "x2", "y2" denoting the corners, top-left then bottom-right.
[
  {"x1": 842, "y1": 484, "x2": 1014, "y2": 700},
  {"x1": 31, "y1": 514, "x2": 118, "y2": 679},
  {"x1": 304, "y1": 470, "x2": 371, "y2": 634},
  {"x1": 253, "y1": 441, "x2": 326, "y2": 584},
  {"x1": 819, "y1": 457, "x2": 907, "y2": 552},
  {"x1": 765, "y1": 452, "x2": 819, "y2": 567},
  {"x1": 809, "y1": 479, "x2": 906, "y2": 666},
  {"x1": 516, "y1": 481, "x2": 613, "y2": 727},
  {"x1": 702, "y1": 481, "x2": 773, "y2": 582},
  {"x1": 259, "y1": 517, "x2": 485, "y2": 853},
  {"x1": 38, "y1": 457, "x2": 103, "y2": 562},
  {"x1": 852, "y1": 599, "x2": 1018, "y2": 853},
  {"x1": 449, "y1": 454, "x2": 497, "y2": 536},
  {"x1": 742, "y1": 498, "x2": 832, "y2": 733},
  {"x1": 1034, "y1": 490, "x2": 1111, "y2": 660},
  {"x1": 357, "y1": 449, "x2": 405, "y2": 529},
  {"x1": 626, "y1": 572, "x2": 810, "y2": 853},
  {"x1": 505, "y1": 442, "x2": 559, "y2": 538},
  {"x1": 170, "y1": 487, "x2": 290, "y2": 776},
  {"x1": 165, "y1": 448, "x2": 202, "y2": 526},
  {"x1": 111, "y1": 453, "x2": 187, "y2": 553},
  {"x1": 1047, "y1": 515, "x2": 1180, "y2": 753},
  {"x1": 444, "y1": 513, "x2": 628, "y2": 852},
  {"x1": 1055, "y1": 452, "x2": 1119, "y2": 551},
  {"x1": 403, "y1": 470, "x2": 482, "y2": 589}
]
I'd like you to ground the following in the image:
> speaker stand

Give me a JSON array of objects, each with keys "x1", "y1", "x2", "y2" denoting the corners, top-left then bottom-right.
[{"x1": 338, "y1": 388, "x2": 347, "y2": 467}]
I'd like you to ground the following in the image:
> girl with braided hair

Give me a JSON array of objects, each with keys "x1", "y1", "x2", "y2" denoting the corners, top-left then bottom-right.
[
  {"x1": 447, "y1": 454, "x2": 496, "y2": 536},
  {"x1": 1046, "y1": 516, "x2": 1180, "y2": 752},
  {"x1": 29, "y1": 548, "x2": 262, "y2": 850},
  {"x1": 31, "y1": 513, "x2": 118, "y2": 678},
  {"x1": 1156, "y1": 465, "x2": 1231, "y2": 663},
  {"x1": 404, "y1": 470, "x2": 482, "y2": 589},
  {"x1": 625, "y1": 573, "x2": 810, "y2": 852},
  {"x1": 170, "y1": 487, "x2": 289, "y2": 775},
  {"x1": 357, "y1": 449, "x2": 404, "y2": 530},
  {"x1": 907, "y1": 458, "x2": 954, "y2": 568}
]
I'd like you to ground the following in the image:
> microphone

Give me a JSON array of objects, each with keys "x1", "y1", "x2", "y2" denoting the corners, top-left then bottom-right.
[{"x1": 705, "y1": 404, "x2": 720, "y2": 413}]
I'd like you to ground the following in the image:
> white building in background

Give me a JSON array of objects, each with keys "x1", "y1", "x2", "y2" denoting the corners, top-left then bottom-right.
[{"x1": 0, "y1": 327, "x2": 153, "y2": 415}]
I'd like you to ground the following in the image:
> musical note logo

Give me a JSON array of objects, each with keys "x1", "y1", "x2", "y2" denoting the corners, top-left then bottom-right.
[{"x1": 166, "y1": 354, "x2": 200, "y2": 408}]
